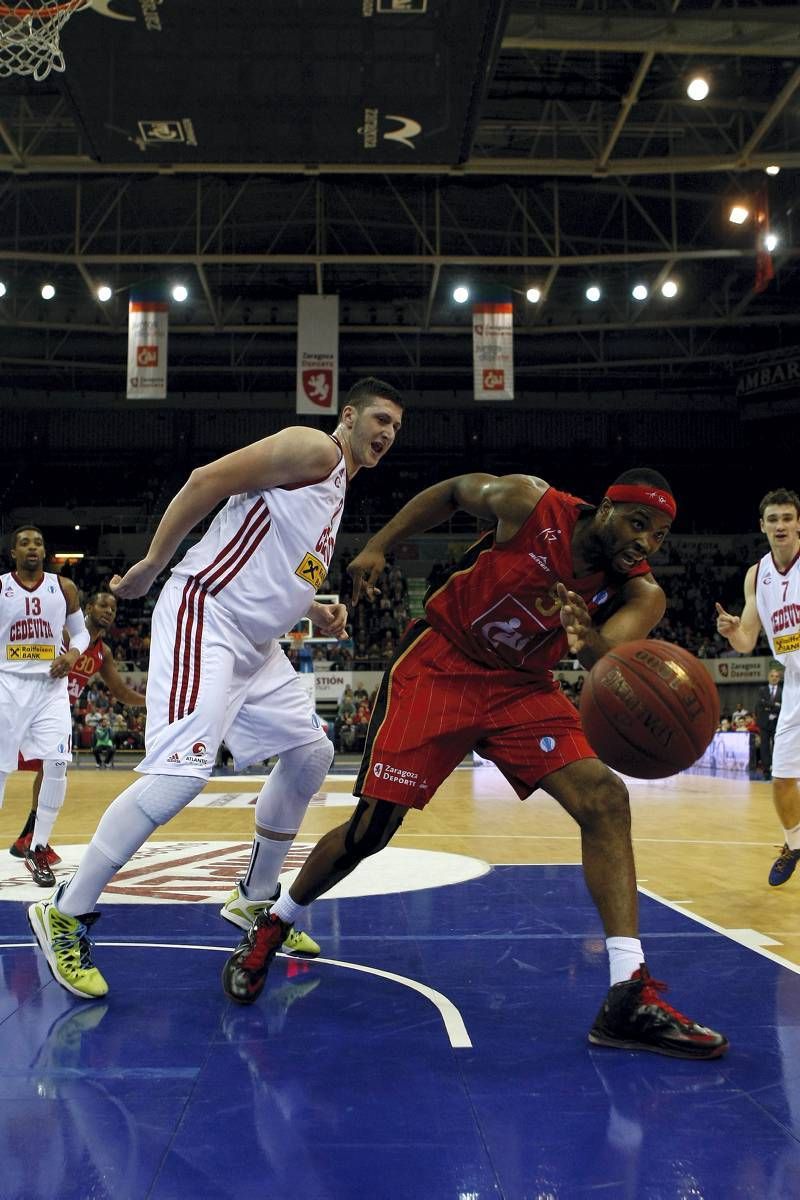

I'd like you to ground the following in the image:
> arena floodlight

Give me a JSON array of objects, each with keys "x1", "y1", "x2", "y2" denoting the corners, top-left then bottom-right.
[
  {"x1": 765, "y1": 233, "x2": 779, "y2": 252},
  {"x1": 765, "y1": 165, "x2": 781, "y2": 177},
  {"x1": 661, "y1": 279, "x2": 678, "y2": 299},
  {"x1": 526, "y1": 286, "x2": 541, "y2": 303},
  {"x1": 452, "y1": 285, "x2": 470, "y2": 304},
  {"x1": 585, "y1": 285, "x2": 601, "y2": 303},
  {"x1": 728, "y1": 205, "x2": 749, "y2": 225},
  {"x1": 632, "y1": 284, "x2": 648, "y2": 301},
  {"x1": 686, "y1": 76, "x2": 709, "y2": 102},
  {"x1": 97, "y1": 285, "x2": 112, "y2": 302},
  {"x1": 41, "y1": 283, "x2": 55, "y2": 300},
  {"x1": 171, "y1": 284, "x2": 189, "y2": 302},
  {"x1": 0, "y1": 282, "x2": 6, "y2": 298}
]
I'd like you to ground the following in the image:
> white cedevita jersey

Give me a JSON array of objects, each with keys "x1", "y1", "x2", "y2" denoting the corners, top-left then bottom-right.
[
  {"x1": 0, "y1": 571, "x2": 67, "y2": 675},
  {"x1": 756, "y1": 549, "x2": 800, "y2": 731},
  {"x1": 171, "y1": 437, "x2": 347, "y2": 645}
]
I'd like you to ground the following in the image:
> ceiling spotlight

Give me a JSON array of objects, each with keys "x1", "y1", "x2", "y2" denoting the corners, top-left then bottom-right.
[
  {"x1": 686, "y1": 76, "x2": 710, "y2": 102},
  {"x1": 171, "y1": 284, "x2": 188, "y2": 302},
  {"x1": 41, "y1": 283, "x2": 55, "y2": 300},
  {"x1": 765, "y1": 165, "x2": 781, "y2": 177},
  {"x1": 661, "y1": 279, "x2": 678, "y2": 298},
  {"x1": 631, "y1": 284, "x2": 648, "y2": 301},
  {"x1": 97, "y1": 285, "x2": 112, "y2": 302},
  {"x1": 585, "y1": 285, "x2": 601, "y2": 303},
  {"x1": 0, "y1": 282, "x2": 6, "y2": 298},
  {"x1": 452, "y1": 285, "x2": 470, "y2": 304},
  {"x1": 525, "y1": 286, "x2": 541, "y2": 303},
  {"x1": 728, "y1": 205, "x2": 749, "y2": 225},
  {"x1": 74, "y1": 524, "x2": 81, "y2": 531},
  {"x1": 765, "y1": 233, "x2": 779, "y2": 252}
]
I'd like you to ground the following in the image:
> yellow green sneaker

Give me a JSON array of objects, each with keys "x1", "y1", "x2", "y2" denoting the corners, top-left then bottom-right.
[
  {"x1": 220, "y1": 881, "x2": 320, "y2": 956},
  {"x1": 28, "y1": 882, "x2": 109, "y2": 1000}
]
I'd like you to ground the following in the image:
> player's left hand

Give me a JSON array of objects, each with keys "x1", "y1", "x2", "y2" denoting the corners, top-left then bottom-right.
[
  {"x1": 347, "y1": 546, "x2": 385, "y2": 606},
  {"x1": 309, "y1": 601, "x2": 349, "y2": 639},
  {"x1": 556, "y1": 582, "x2": 592, "y2": 654},
  {"x1": 50, "y1": 649, "x2": 79, "y2": 678}
]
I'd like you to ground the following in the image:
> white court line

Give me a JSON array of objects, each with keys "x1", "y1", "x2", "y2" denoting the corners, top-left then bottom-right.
[
  {"x1": 636, "y1": 886, "x2": 800, "y2": 976},
  {"x1": 392, "y1": 833, "x2": 781, "y2": 846},
  {"x1": 16, "y1": 940, "x2": 472, "y2": 1051}
]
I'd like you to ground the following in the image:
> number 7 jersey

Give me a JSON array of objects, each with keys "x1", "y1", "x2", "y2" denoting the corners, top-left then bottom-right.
[{"x1": 755, "y1": 548, "x2": 800, "y2": 728}]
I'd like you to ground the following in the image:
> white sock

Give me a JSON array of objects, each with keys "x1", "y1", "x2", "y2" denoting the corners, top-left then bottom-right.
[
  {"x1": 606, "y1": 936, "x2": 644, "y2": 986},
  {"x1": 241, "y1": 834, "x2": 293, "y2": 900},
  {"x1": 272, "y1": 891, "x2": 306, "y2": 926},
  {"x1": 58, "y1": 843, "x2": 126, "y2": 916},
  {"x1": 785, "y1": 821, "x2": 800, "y2": 852}
]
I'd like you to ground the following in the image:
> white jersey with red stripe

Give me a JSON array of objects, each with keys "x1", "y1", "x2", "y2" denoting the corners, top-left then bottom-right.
[
  {"x1": 0, "y1": 571, "x2": 67, "y2": 677},
  {"x1": 171, "y1": 437, "x2": 347, "y2": 646},
  {"x1": 756, "y1": 548, "x2": 800, "y2": 738}
]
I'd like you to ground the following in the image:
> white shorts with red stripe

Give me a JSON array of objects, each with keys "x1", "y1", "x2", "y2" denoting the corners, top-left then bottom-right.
[
  {"x1": 137, "y1": 576, "x2": 324, "y2": 780},
  {"x1": 0, "y1": 673, "x2": 71, "y2": 774}
]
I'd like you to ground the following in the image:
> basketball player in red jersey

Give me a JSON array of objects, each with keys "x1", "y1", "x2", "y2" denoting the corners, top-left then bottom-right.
[
  {"x1": 223, "y1": 467, "x2": 729, "y2": 1060},
  {"x1": 11, "y1": 590, "x2": 145, "y2": 865}
]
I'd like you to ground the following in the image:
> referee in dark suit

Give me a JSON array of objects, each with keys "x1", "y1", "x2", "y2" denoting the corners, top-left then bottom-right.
[{"x1": 755, "y1": 667, "x2": 783, "y2": 780}]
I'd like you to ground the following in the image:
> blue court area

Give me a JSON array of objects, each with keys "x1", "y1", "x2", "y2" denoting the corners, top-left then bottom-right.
[{"x1": 1, "y1": 866, "x2": 799, "y2": 1200}]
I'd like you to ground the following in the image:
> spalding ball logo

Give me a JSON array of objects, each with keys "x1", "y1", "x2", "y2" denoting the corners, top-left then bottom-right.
[{"x1": 192, "y1": 742, "x2": 207, "y2": 756}]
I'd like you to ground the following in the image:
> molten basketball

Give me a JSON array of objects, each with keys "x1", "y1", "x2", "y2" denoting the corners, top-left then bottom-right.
[{"x1": 579, "y1": 639, "x2": 720, "y2": 780}]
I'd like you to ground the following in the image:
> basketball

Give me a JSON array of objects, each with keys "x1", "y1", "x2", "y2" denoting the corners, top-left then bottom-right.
[{"x1": 579, "y1": 640, "x2": 720, "y2": 780}]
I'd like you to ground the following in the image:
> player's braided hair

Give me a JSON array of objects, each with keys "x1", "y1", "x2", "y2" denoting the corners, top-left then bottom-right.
[{"x1": 612, "y1": 467, "x2": 674, "y2": 496}]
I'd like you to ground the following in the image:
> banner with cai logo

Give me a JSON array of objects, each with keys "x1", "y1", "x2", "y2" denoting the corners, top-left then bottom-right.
[
  {"x1": 296, "y1": 295, "x2": 339, "y2": 415},
  {"x1": 473, "y1": 301, "x2": 514, "y2": 400},
  {"x1": 126, "y1": 296, "x2": 168, "y2": 400}
]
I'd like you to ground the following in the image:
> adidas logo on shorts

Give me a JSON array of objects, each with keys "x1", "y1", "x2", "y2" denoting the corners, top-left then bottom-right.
[{"x1": 167, "y1": 752, "x2": 181, "y2": 763}]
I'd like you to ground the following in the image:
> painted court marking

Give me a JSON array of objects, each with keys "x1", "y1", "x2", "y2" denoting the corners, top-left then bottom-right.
[
  {"x1": 9, "y1": 940, "x2": 472, "y2": 1050},
  {"x1": 637, "y1": 885, "x2": 800, "y2": 976}
]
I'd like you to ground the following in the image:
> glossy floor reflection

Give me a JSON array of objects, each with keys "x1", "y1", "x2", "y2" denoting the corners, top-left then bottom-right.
[{"x1": 2, "y1": 867, "x2": 799, "y2": 1200}]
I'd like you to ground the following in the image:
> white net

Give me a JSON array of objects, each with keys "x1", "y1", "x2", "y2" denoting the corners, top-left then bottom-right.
[{"x1": 0, "y1": 0, "x2": 90, "y2": 81}]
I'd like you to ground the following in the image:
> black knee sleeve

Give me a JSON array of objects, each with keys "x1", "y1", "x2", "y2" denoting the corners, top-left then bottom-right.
[{"x1": 338, "y1": 797, "x2": 405, "y2": 869}]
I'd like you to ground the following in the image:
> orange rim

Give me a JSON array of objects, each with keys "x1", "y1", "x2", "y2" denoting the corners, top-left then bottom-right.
[{"x1": 0, "y1": 1, "x2": 81, "y2": 16}]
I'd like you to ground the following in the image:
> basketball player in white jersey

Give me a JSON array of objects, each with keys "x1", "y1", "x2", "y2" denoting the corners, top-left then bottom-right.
[
  {"x1": 29, "y1": 377, "x2": 404, "y2": 999},
  {"x1": 0, "y1": 526, "x2": 91, "y2": 887},
  {"x1": 716, "y1": 487, "x2": 800, "y2": 885}
]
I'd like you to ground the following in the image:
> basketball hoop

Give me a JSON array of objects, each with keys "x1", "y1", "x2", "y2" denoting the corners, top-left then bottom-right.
[{"x1": 0, "y1": 0, "x2": 90, "y2": 81}]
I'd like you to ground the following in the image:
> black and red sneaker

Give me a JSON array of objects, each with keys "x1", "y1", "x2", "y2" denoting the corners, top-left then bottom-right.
[
  {"x1": 11, "y1": 834, "x2": 61, "y2": 866},
  {"x1": 588, "y1": 964, "x2": 729, "y2": 1059},
  {"x1": 24, "y1": 844, "x2": 56, "y2": 889},
  {"x1": 222, "y1": 910, "x2": 291, "y2": 1005}
]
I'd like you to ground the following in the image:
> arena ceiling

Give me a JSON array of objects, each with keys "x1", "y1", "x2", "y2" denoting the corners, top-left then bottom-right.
[{"x1": 0, "y1": 0, "x2": 798, "y2": 396}]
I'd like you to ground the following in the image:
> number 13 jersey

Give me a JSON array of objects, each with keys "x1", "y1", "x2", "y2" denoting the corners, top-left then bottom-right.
[{"x1": 0, "y1": 572, "x2": 67, "y2": 676}]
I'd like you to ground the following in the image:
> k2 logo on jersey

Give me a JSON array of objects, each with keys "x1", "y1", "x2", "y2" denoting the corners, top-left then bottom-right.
[{"x1": 295, "y1": 551, "x2": 327, "y2": 590}]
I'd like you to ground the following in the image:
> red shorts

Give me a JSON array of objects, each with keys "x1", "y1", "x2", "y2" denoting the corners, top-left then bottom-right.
[
  {"x1": 355, "y1": 622, "x2": 596, "y2": 809},
  {"x1": 17, "y1": 752, "x2": 43, "y2": 773}
]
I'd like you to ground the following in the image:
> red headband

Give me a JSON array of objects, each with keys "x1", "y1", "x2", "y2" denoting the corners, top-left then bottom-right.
[{"x1": 605, "y1": 484, "x2": 677, "y2": 521}]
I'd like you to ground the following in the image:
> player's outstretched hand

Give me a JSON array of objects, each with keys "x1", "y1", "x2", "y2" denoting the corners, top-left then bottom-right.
[
  {"x1": 110, "y1": 560, "x2": 160, "y2": 600},
  {"x1": 347, "y1": 546, "x2": 385, "y2": 607},
  {"x1": 556, "y1": 581, "x2": 592, "y2": 654},
  {"x1": 714, "y1": 601, "x2": 740, "y2": 638}
]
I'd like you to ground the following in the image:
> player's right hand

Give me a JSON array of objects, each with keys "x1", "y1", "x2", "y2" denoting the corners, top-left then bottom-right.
[
  {"x1": 714, "y1": 601, "x2": 740, "y2": 637},
  {"x1": 347, "y1": 546, "x2": 385, "y2": 607},
  {"x1": 110, "y1": 559, "x2": 160, "y2": 599}
]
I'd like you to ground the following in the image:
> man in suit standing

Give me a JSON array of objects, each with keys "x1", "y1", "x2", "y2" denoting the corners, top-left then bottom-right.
[{"x1": 756, "y1": 667, "x2": 783, "y2": 781}]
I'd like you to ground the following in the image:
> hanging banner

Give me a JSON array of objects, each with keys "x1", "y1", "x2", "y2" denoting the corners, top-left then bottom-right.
[
  {"x1": 296, "y1": 295, "x2": 339, "y2": 414},
  {"x1": 126, "y1": 297, "x2": 168, "y2": 400},
  {"x1": 473, "y1": 301, "x2": 514, "y2": 400}
]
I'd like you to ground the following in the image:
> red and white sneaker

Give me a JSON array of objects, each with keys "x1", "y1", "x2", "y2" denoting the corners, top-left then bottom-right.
[
  {"x1": 11, "y1": 833, "x2": 60, "y2": 865},
  {"x1": 588, "y1": 964, "x2": 729, "y2": 1059},
  {"x1": 24, "y1": 844, "x2": 56, "y2": 889}
]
